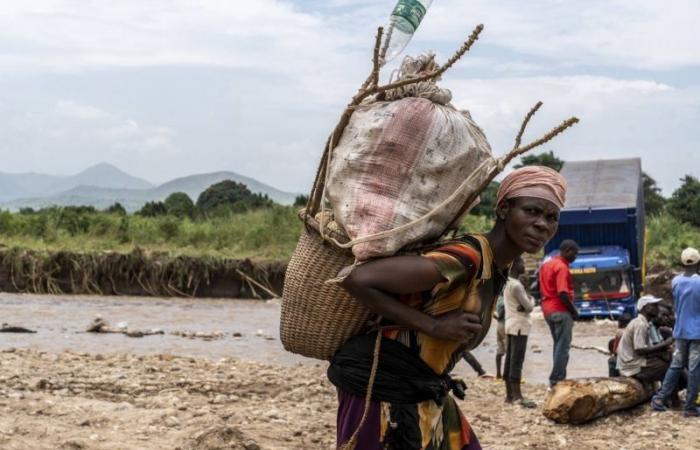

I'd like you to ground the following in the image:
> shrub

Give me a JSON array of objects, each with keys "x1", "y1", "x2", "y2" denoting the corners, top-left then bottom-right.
[
  {"x1": 196, "y1": 180, "x2": 273, "y2": 215},
  {"x1": 137, "y1": 201, "x2": 167, "y2": 217},
  {"x1": 158, "y1": 217, "x2": 181, "y2": 240},
  {"x1": 105, "y1": 202, "x2": 127, "y2": 215},
  {"x1": 164, "y1": 192, "x2": 195, "y2": 218},
  {"x1": 646, "y1": 213, "x2": 700, "y2": 268}
]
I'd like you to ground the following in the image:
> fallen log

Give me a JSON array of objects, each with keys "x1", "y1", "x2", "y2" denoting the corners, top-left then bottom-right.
[{"x1": 543, "y1": 377, "x2": 654, "y2": 424}]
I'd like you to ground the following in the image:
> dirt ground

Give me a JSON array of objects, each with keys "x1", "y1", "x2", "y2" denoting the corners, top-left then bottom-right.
[{"x1": 0, "y1": 348, "x2": 697, "y2": 450}]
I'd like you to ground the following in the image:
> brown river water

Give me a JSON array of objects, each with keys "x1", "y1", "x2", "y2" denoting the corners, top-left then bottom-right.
[{"x1": 0, "y1": 293, "x2": 615, "y2": 384}]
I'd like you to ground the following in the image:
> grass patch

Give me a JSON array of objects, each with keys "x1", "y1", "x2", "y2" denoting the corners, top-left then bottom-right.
[
  {"x1": 0, "y1": 207, "x2": 695, "y2": 270},
  {"x1": 646, "y1": 214, "x2": 700, "y2": 269}
]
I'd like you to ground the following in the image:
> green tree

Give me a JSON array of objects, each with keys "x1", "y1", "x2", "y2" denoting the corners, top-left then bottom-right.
[
  {"x1": 196, "y1": 180, "x2": 272, "y2": 215},
  {"x1": 514, "y1": 150, "x2": 564, "y2": 172},
  {"x1": 117, "y1": 216, "x2": 130, "y2": 243},
  {"x1": 137, "y1": 201, "x2": 167, "y2": 217},
  {"x1": 470, "y1": 181, "x2": 500, "y2": 218},
  {"x1": 642, "y1": 172, "x2": 666, "y2": 216},
  {"x1": 164, "y1": 192, "x2": 195, "y2": 218},
  {"x1": 667, "y1": 175, "x2": 700, "y2": 226},
  {"x1": 105, "y1": 202, "x2": 127, "y2": 215},
  {"x1": 293, "y1": 194, "x2": 309, "y2": 208}
]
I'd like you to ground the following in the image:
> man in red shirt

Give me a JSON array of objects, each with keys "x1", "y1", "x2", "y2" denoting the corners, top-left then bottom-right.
[{"x1": 538, "y1": 239, "x2": 579, "y2": 387}]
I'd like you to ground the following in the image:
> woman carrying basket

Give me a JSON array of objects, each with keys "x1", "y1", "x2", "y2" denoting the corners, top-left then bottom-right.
[{"x1": 328, "y1": 165, "x2": 567, "y2": 450}]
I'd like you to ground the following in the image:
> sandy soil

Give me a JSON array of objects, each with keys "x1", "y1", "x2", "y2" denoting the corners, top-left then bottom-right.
[{"x1": 0, "y1": 348, "x2": 696, "y2": 450}]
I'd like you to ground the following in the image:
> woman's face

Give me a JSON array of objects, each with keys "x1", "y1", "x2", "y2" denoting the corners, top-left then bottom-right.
[{"x1": 497, "y1": 196, "x2": 560, "y2": 254}]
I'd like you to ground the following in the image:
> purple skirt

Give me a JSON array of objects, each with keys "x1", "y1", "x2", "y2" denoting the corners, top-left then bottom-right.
[{"x1": 336, "y1": 390, "x2": 482, "y2": 450}]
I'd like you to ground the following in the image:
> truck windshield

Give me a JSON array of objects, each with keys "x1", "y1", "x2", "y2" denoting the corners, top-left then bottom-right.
[{"x1": 571, "y1": 269, "x2": 631, "y2": 300}]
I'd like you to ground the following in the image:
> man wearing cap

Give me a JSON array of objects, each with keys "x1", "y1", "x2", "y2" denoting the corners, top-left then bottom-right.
[
  {"x1": 616, "y1": 295, "x2": 673, "y2": 384},
  {"x1": 538, "y1": 239, "x2": 579, "y2": 387},
  {"x1": 651, "y1": 247, "x2": 700, "y2": 417}
]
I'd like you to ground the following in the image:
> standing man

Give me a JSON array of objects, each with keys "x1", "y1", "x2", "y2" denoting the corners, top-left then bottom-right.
[
  {"x1": 538, "y1": 239, "x2": 579, "y2": 387},
  {"x1": 651, "y1": 247, "x2": 700, "y2": 417},
  {"x1": 503, "y1": 256, "x2": 536, "y2": 407}
]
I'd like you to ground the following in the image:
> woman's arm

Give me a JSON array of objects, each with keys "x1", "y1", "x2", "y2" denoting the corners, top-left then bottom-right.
[{"x1": 341, "y1": 255, "x2": 482, "y2": 343}]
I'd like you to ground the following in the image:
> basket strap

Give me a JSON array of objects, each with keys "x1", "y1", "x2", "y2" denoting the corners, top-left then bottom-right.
[{"x1": 339, "y1": 329, "x2": 383, "y2": 450}]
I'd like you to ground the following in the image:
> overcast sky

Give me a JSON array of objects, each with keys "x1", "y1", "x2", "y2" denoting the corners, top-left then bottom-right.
[{"x1": 0, "y1": 0, "x2": 697, "y2": 195}]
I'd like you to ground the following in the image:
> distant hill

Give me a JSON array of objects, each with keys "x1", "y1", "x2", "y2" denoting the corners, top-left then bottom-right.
[
  {"x1": 0, "y1": 163, "x2": 153, "y2": 202},
  {"x1": 0, "y1": 165, "x2": 299, "y2": 212},
  {"x1": 151, "y1": 172, "x2": 298, "y2": 205}
]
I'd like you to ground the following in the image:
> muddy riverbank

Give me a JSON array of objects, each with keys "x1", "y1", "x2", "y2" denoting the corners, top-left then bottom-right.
[
  {"x1": 0, "y1": 248, "x2": 678, "y2": 304},
  {"x1": 1, "y1": 294, "x2": 697, "y2": 449},
  {"x1": 0, "y1": 249, "x2": 285, "y2": 299}
]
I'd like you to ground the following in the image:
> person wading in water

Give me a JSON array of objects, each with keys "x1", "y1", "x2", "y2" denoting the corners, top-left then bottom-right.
[{"x1": 329, "y1": 166, "x2": 567, "y2": 450}]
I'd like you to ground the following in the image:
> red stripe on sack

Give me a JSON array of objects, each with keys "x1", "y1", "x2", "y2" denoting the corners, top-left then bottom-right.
[{"x1": 350, "y1": 98, "x2": 436, "y2": 258}]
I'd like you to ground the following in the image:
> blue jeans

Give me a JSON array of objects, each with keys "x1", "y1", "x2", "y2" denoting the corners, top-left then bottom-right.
[
  {"x1": 655, "y1": 339, "x2": 700, "y2": 411},
  {"x1": 546, "y1": 312, "x2": 573, "y2": 386}
]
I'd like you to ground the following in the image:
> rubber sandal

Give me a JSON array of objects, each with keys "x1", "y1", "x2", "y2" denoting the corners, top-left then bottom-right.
[
  {"x1": 683, "y1": 408, "x2": 699, "y2": 418},
  {"x1": 520, "y1": 398, "x2": 537, "y2": 409},
  {"x1": 650, "y1": 396, "x2": 667, "y2": 412}
]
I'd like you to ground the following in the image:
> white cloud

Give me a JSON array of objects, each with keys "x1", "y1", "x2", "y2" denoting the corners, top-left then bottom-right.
[
  {"x1": 0, "y1": 0, "x2": 697, "y2": 196},
  {"x1": 420, "y1": 0, "x2": 699, "y2": 70},
  {"x1": 55, "y1": 100, "x2": 112, "y2": 121},
  {"x1": 448, "y1": 76, "x2": 698, "y2": 194}
]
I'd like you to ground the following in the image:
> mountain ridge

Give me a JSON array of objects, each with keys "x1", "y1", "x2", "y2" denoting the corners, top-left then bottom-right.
[{"x1": 0, "y1": 164, "x2": 299, "y2": 211}]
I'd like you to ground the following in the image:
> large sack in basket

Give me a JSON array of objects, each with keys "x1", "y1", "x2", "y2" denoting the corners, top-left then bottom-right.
[{"x1": 326, "y1": 62, "x2": 493, "y2": 260}]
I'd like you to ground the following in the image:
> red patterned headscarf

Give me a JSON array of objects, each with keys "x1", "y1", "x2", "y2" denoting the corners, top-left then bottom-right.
[{"x1": 496, "y1": 165, "x2": 567, "y2": 209}]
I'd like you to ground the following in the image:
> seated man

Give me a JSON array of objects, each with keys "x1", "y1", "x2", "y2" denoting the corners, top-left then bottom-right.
[
  {"x1": 617, "y1": 296, "x2": 674, "y2": 385},
  {"x1": 608, "y1": 312, "x2": 633, "y2": 377}
]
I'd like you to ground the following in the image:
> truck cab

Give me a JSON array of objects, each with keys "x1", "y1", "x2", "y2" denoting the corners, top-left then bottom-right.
[
  {"x1": 541, "y1": 158, "x2": 645, "y2": 320},
  {"x1": 543, "y1": 246, "x2": 639, "y2": 319}
]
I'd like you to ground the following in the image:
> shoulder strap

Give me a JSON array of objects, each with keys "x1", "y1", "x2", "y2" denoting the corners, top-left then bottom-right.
[{"x1": 468, "y1": 234, "x2": 492, "y2": 282}]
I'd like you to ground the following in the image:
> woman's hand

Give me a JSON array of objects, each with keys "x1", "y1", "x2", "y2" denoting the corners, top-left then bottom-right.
[{"x1": 428, "y1": 310, "x2": 483, "y2": 342}]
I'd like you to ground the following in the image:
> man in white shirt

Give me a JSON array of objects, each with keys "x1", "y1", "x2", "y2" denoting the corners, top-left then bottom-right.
[
  {"x1": 617, "y1": 295, "x2": 673, "y2": 384},
  {"x1": 503, "y1": 257, "x2": 536, "y2": 407}
]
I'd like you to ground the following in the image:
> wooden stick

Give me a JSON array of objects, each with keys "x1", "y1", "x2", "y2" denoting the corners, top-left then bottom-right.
[
  {"x1": 371, "y1": 27, "x2": 383, "y2": 89},
  {"x1": 443, "y1": 107, "x2": 579, "y2": 235},
  {"x1": 513, "y1": 101, "x2": 542, "y2": 150},
  {"x1": 502, "y1": 116, "x2": 580, "y2": 165},
  {"x1": 235, "y1": 269, "x2": 280, "y2": 299},
  {"x1": 375, "y1": 24, "x2": 484, "y2": 95},
  {"x1": 572, "y1": 344, "x2": 611, "y2": 356}
]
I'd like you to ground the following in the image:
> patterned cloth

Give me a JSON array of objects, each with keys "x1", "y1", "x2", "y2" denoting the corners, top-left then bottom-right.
[
  {"x1": 495, "y1": 165, "x2": 567, "y2": 209},
  {"x1": 336, "y1": 235, "x2": 508, "y2": 450}
]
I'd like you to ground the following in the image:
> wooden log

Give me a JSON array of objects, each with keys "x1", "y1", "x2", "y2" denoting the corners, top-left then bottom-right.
[{"x1": 542, "y1": 377, "x2": 655, "y2": 424}]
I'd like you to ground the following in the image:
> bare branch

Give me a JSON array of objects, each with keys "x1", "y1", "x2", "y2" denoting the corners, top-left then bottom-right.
[
  {"x1": 372, "y1": 27, "x2": 384, "y2": 88},
  {"x1": 506, "y1": 117, "x2": 580, "y2": 164},
  {"x1": 438, "y1": 24, "x2": 484, "y2": 76},
  {"x1": 513, "y1": 101, "x2": 542, "y2": 150},
  {"x1": 375, "y1": 24, "x2": 484, "y2": 95}
]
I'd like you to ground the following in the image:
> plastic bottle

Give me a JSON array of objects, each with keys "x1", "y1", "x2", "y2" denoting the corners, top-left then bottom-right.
[{"x1": 380, "y1": 0, "x2": 433, "y2": 65}]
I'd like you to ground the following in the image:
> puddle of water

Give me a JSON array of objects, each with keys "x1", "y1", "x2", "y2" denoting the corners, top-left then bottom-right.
[{"x1": 0, "y1": 293, "x2": 615, "y2": 384}]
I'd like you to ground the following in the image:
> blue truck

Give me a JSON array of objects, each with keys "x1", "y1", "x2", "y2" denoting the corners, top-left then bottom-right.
[{"x1": 542, "y1": 158, "x2": 645, "y2": 319}]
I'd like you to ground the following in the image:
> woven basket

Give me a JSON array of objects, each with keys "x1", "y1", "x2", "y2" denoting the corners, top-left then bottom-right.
[{"x1": 280, "y1": 211, "x2": 372, "y2": 360}]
